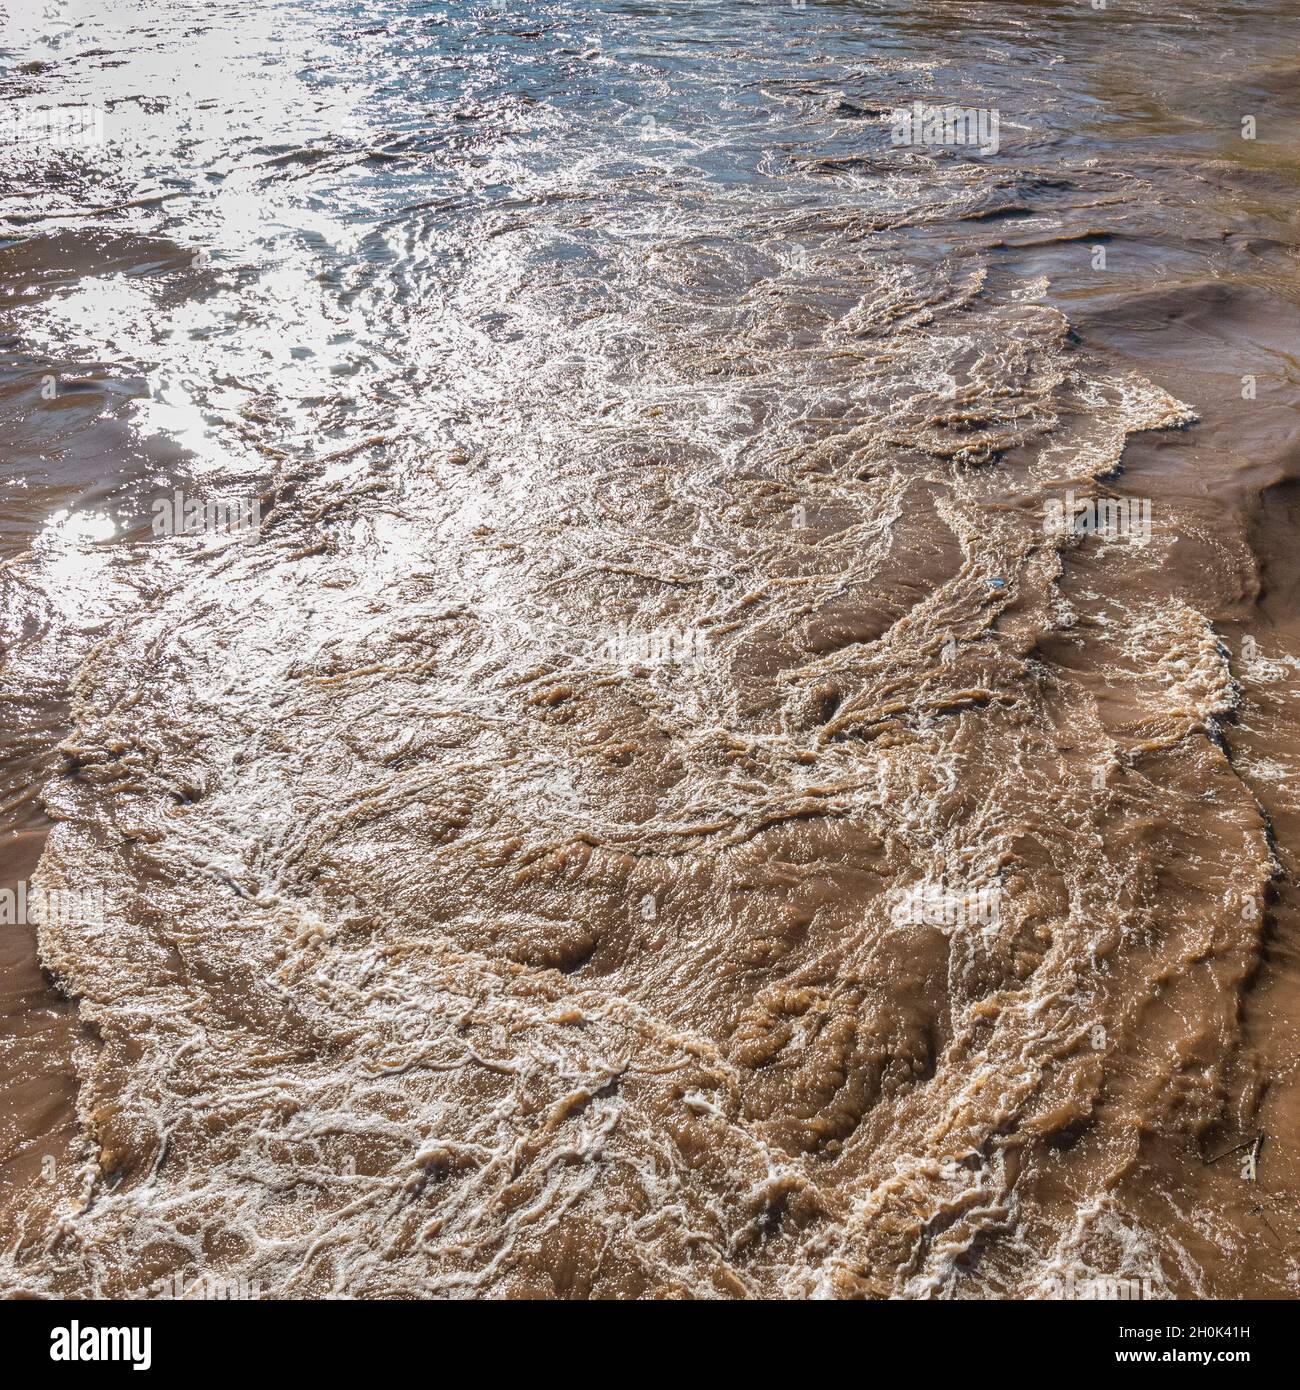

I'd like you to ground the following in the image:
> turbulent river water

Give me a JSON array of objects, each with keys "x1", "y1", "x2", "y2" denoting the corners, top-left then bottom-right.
[{"x1": 2, "y1": 0, "x2": 1300, "y2": 1299}]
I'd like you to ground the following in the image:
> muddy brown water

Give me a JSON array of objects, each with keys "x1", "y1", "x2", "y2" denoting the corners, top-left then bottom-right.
[{"x1": 1, "y1": 0, "x2": 1299, "y2": 1298}]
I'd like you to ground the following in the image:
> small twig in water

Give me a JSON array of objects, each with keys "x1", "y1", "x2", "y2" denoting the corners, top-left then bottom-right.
[{"x1": 1203, "y1": 1133, "x2": 1258, "y2": 1166}]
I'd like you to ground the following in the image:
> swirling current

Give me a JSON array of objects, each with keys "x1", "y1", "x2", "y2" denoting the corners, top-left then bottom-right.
[{"x1": 2, "y1": 0, "x2": 1300, "y2": 1299}]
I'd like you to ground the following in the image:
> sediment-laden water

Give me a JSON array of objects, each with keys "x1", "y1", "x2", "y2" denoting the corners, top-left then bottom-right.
[{"x1": 2, "y1": 0, "x2": 1300, "y2": 1298}]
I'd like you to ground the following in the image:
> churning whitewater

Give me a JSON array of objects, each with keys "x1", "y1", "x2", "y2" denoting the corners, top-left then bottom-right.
[{"x1": 2, "y1": 0, "x2": 1300, "y2": 1299}]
